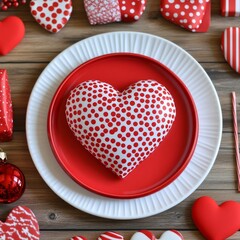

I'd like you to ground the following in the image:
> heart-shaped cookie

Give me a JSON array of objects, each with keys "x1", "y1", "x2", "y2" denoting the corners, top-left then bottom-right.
[
  {"x1": 192, "y1": 196, "x2": 240, "y2": 240},
  {"x1": 221, "y1": 27, "x2": 240, "y2": 73},
  {"x1": 0, "y1": 16, "x2": 25, "y2": 55},
  {"x1": 0, "y1": 206, "x2": 40, "y2": 239},
  {"x1": 160, "y1": 0, "x2": 210, "y2": 32},
  {"x1": 130, "y1": 230, "x2": 184, "y2": 240},
  {"x1": 30, "y1": 0, "x2": 72, "y2": 33},
  {"x1": 65, "y1": 80, "x2": 176, "y2": 178}
]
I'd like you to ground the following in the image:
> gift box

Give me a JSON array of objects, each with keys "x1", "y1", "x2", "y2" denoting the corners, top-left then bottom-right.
[
  {"x1": 0, "y1": 70, "x2": 13, "y2": 141},
  {"x1": 221, "y1": 0, "x2": 240, "y2": 16}
]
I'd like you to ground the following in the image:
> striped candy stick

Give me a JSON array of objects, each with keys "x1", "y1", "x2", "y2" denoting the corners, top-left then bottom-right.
[{"x1": 232, "y1": 92, "x2": 240, "y2": 192}]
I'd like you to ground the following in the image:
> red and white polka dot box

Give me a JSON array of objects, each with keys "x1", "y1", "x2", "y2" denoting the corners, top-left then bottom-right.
[
  {"x1": 84, "y1": 0, "x2": 147, "y2": 25},
  {"x1": 221, "y1": 0, "x2": 240, "y2": 16},
  {"x1": 65, "y1": 80, "x2": 176, "y2": 178},
  {"x1": 160, "y1": 0, "x2": 211, "y2": 32},
  {"x1": 30, "y1": 0, "x2": 72, "y2": 33}
]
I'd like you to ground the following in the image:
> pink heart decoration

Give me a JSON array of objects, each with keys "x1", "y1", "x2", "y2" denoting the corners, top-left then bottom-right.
[
  {"x1": 130, "y1": 230, "x2": 184, "y2": 240},
  {"x1": 119, "y1": 0, "x2": 147, "y2": 22},
  {"x1": 221, "y1": 27, "x2": 240, "y2": 73},
  {"x1": 160, "y1": 0, "x2": 210, "y2": 32},
  {"x1": 30, "y1": 0, "x2": 72, "y2": 33},
  {"x1": 98, "y1": 232, "x2": 124, "y2": 239},
  {"x1": 0, "y1": 206, "x2": 40, "y2": 239},
  {"x1": 65, "y1": 80, "x2": 176, "y2": 178}
]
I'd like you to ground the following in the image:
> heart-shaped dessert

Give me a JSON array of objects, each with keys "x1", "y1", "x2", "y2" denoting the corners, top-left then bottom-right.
[
  {"x1": 30, "y1": 0, "x2": 72, "y2": 33},
  {"x1": 0, "y1": 16, "x2": 25, "y2": 55},
  {"x1": 160, "y1": 0, "x2": 210, "y2": 32},
  {"x1": 192, "y1": 196, "x2": 240, "y2": 240},
  {"x1": 65, "y1": 80, "x2": 176, "y2": 178},
  {"x1": 70, "y1": 236, "x2": 87, "y2": 240},
  {"x1": 130, "y1": 230, "x2": 184, "y2": 240},
  {"x1": 0, "y1": 206, "x2": 40, "y2": 239},
  {"x1": 221, "y1": 27, "x2": 240, "y2": 73}
]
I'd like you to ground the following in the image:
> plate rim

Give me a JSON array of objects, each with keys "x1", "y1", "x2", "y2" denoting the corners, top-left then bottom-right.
[
  {"x1": 47, "y1": 52, "x2": 199, "y2": 199},
  {"x1": 26, "y1": 31, "x2": 222, "y2": 219}
]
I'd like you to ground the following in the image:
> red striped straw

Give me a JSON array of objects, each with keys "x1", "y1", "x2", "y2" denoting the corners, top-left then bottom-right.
[{"x1": 232, "y1": 92, "x2": 240, "y2": 191}]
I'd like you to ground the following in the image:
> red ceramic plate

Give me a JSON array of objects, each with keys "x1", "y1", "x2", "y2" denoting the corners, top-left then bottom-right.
[{"x1": 48, "y1": 53, "x2": 199, "y2": 199}]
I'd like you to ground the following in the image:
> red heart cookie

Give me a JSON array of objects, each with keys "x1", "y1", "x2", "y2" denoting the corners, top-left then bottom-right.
[
  {"x1": 30, "y1": 0, "x2": 72, "y2": 33},
  {"x1": 0, "y1": 206, "x2": 40, "y2": 239},
  {"x1": 221, "y1": 27, "x2": 240, "y2": 73},
  {"x1": 119, "y1": 0, "x2": 147, "y2": 22},
  {"x1": 192, "y1": 196, "x2": 240, "y2": 240},
  {"x1": 0, "y1": 16, "x2": 25, "y2": 55},
  {"x1": 160, "y1": 0, "x2": 210, "y2": 32},
  {"x1": 0, "y1": 70, "x2": 13, "y2": 142},
  {"x1": 65, "y1": 80, "x2": 176, "y2": 178}
]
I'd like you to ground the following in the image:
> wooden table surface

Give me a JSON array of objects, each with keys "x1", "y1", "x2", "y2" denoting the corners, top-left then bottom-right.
[{"x1": 1, "y1": 0, "x2": 240, "y2": 239}]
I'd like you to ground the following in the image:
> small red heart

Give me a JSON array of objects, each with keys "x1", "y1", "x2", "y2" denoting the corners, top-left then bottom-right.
[
  {"x1": 0, "y1": 16, "x2": 25, "y2": 56},
  {"x1": 0, "y1": 206, "x2": 40, "y2": 239},
  {"x1": 119, "y1": 0, "x2": 147, "y2": 22},
  {"x1": 192, "y1": 196, "x2": 240, "y2": 240},
  {"x1": 160, "y1": 0, "x2": 210, "y2": 32}
]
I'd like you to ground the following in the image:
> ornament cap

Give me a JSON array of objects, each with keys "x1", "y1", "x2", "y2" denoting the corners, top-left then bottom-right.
[{"x1": 0, "y1": 148, "x2": 7, "y2": 162}]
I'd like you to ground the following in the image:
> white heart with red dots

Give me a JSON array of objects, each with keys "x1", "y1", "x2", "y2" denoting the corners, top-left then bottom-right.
[
  {"x1": 130, "y1": 230, "x2": 184, "y2": 240},
  {"x1": 65, "y1": 80, "x2": 176, "y2": 178},
  {"x1": 30, "y1": 0, "x2": 72, "y2": 33}
]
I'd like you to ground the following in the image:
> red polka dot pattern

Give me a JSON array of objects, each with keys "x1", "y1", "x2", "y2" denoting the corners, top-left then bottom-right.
[
  {"x1": 30, "y1": 0, "x2": 72, "y2": 33},
  {"x1": 84, "y1": 0, "x2": 121, "y2": 25},
  {"x1": 65, "y1": 80, "x2": 176, "y2": 178},
  {"x1": 160, "y1": 0, "x2": 209, "y2": 32},
  {"x1": 119, "y1": 0, "x2": 147, "y2": 22}
]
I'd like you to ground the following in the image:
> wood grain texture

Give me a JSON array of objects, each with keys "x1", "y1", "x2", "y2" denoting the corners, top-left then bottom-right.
[{"x1": 0, "y1": 0, "x2": 240, "y2": 239}]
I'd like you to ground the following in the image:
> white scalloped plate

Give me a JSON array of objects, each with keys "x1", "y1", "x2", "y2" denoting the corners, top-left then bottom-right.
[{"x1": 26, "y1": 32, "x2": 222, "y2": 220}]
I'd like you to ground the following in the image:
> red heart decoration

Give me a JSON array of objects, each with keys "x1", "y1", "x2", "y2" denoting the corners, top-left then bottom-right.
[
  {"x1": 65, "y1": 80, "x2": 176, "y2": 178},
  {"x1": 160, "y1": 0, "x2": 210, "y2": 32},
  {"x1": 30, "y1": 0, "x2": 72, "y2": 33},
  {"x1": 0, "y1": 70, "x2": 13, "y2": 141},
  {"x1": 192, "y1": 196, "x2": 240, "y2": 240},
  {"x1": 221, "y1": 27, "x2": 240, "y2": 73},
  {"x1": 0, "y1": 16, "x2": 25, "y2": 56},
  {"x1": 119, "y1": 0, "x2": 147, "y2": 22},
  {"x1": 0, "y1": 206, "x2": 40, "y2": 239}
]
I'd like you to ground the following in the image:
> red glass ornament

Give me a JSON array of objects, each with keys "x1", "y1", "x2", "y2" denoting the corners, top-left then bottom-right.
[{"x1": 0, "y1": 149, "x2": 25, "y2": 203}]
